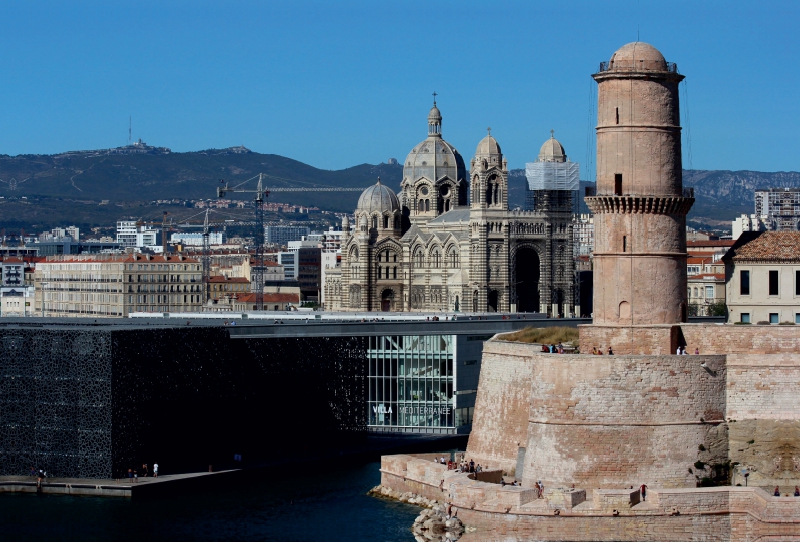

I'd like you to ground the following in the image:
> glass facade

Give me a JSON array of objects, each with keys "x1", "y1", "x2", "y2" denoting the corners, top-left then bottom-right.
[{"x1": 367, "y1": 335, "x2": 455, "y2": 433}]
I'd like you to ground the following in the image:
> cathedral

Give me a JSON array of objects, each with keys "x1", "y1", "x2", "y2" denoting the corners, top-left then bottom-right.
[{"x1": 324, "y1": 101, "x2": 576, "y2": 315}]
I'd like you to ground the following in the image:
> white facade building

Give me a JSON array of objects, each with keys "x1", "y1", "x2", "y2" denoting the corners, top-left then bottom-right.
[
  {"x1": 170, "y1": 232, "x2": 226, "y2": 246},
  {"x1": 277, "y1": 252, "x2": 299, "y2": 280},
  {"x1": 116, "y1": 221, "x2": 159, "y2": 249},
  {"x1": 1, "y1": 286, "x2": 34, "y2": 316}
]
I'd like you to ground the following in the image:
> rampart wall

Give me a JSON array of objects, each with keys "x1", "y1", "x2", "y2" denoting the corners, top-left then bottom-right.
[
  {"x1": 468, "y1": 329, "x2": 800, "y2": 491},
  {"x1": 379, "y1": 454, "x2": 800, "y2": 541},
  {"x1": 522, "y1": 350, "x2": 728, "y2": 489},
  {"x1": 581, "y1": 322, "x2": 800, "y2": 356},
  {"x1": 464, "y1": 341, "x2": 537, "y2": 475}
]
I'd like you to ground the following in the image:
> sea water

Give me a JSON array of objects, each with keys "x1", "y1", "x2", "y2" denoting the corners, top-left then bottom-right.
[{"x1": 0, "y1": 461, "x2": 418, "y2": 542}]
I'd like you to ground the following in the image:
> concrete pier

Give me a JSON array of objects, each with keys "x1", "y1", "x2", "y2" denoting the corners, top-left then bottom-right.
[{"x1": 0, "y1": 470, "x2": 240, "y2": 498}]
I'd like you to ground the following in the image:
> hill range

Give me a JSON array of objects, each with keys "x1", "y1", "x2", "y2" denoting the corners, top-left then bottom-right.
[{"x1": 0, "y1": 146, "x2": 796, "y2": 232}]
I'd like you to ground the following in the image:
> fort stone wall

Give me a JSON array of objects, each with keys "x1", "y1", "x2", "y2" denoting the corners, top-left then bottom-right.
[
  {"x1": 681, "y1": 324, "x2": 800, "y2": 355},
  {"x1": 465, "y1": 341, "x2": 538, "y2": 475},
  {"x1": 519, "y1": 349, "x2": 728, "y2": 489}
]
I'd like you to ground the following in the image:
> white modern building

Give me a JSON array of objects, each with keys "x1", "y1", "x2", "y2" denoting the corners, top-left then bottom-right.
[
  {"x1": 170, "y1": 232, "x2": 226, "y2": 246},
  {"x1": 116, "y1": 221, "x2": 159, "y2": 249},
  {"x1": 265, "y1": 225, "x2": 311, "y2": 247},
  {"x1": 277, "y1": 251, "x2": 299, "y2": 280}
]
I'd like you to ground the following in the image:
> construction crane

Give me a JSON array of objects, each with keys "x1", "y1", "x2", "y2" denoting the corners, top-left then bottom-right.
[
  {"x1": 217, "y1": 174, "x2": 269, "y2": 309},
  {"x1": 173, "y1": 210, "x2": 272, "y2": 303},
  {"x1": 173, "y1": 209, "x2": 213, "y2": 303},
  {"x1": 217, "y1": 173, "x2": 366, "y2": 310}
]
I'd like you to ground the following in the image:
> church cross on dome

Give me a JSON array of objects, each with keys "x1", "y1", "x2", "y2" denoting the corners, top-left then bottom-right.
[
  {"x1": 550, "y1": 129, "x2": 555, "y2": 138},
  {"x1": 487, "y1": 127, "x2": 491, "y2": 135},
  {"x1": 432, "y1": 91, "x2": 437, "y2": 104}
]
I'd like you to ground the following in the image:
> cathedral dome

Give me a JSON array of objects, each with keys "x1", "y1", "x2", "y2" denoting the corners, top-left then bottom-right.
[
  {"x1": 538, "y1": 132, "x2": 567, "y2": 163},
  {"x1": 609, "y1": 42, "x2": 667, "y2": 71},
  {"x1": 475, "y1": 134, "x2": 502, "y2": 156},
  {"x1": 403, "y1": 102, "x2": 466, "y2": 186},
  {"x1": 356, "y1": 179, "x2": 400, "y2": 215}
]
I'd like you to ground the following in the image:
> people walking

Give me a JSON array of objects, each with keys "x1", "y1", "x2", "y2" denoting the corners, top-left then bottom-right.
[
  {"x1": 640, "y1": 483, "x2": 648, "y2": 501},
  {"x1": 153, "y1": 463, "x2": 159, "y2": 478}
]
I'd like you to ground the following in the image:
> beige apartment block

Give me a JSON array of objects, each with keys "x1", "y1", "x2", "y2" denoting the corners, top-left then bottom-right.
[
  {"x1": 35, "y1": 254, "x2": 203, "y2": 318},
  {"x1": 687, "y1": 272, "x2": 725, "y2": 315},
  {"x1": 724, "y1": 231, "x2": 800, "y2": 324}
]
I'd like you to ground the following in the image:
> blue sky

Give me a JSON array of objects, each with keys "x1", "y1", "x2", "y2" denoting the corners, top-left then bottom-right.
[{"x1": 1, "y1": 0, "x2": 798, "y2": 174}]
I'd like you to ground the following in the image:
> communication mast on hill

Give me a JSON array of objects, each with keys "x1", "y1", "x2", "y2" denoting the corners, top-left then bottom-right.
[{"x1": 128, "y1": 116, "x2": 132, "y2": 146}]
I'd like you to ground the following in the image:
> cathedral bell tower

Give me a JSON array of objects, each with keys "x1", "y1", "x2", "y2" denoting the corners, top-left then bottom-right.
[
  {"x1": 586, "y1": 42, "x2": 693, "y2": 326},
  {"x1": 469, "y1": 129, "x2": 510, "y2": 312}
]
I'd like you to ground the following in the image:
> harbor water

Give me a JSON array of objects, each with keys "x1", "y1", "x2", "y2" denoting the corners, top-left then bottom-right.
[{"x1": 0, "y1": 461, "x2": 419, "y2": 542}]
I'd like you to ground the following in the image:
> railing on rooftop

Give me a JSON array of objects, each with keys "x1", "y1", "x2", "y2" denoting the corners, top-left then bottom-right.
[{"x1": 598, "y1": 60, "x2": 678, "y2": 73}]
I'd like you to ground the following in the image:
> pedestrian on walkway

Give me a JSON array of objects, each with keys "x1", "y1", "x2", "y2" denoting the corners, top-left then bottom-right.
[
  {"x1": 640, "y1": 483, "x2": 648, "y2": 501},
  {"x1": 153, "y1": 463, "x2": 159, "y2": 478},
  {"x1": 142, "y1": 463, "x2": 149, "y2": 477},
  {"x1": 127, "y1": 469, "x2": 133, "y2": 483}
]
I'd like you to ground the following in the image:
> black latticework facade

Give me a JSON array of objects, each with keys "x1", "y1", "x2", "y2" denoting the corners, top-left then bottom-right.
[{"x1": 1, "y1": 326, "x2": 367, "y2": 479}]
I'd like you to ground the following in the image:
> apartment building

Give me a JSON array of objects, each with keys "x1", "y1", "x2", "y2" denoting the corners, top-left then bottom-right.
[{"x1": 35, "y1": 254, "x2": 203, "y2": 317}]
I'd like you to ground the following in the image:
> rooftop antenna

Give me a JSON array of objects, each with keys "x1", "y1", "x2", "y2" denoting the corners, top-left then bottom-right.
[
  {"x1": 128, "y1": 116, "x2": 132, "y2": 146},
  {"x1": 637, "y1": 25, "x2": 640, "y2": 42}
]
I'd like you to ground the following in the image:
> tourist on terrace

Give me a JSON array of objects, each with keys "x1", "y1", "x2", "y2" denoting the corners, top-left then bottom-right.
[
  {"x1": 794, "y1": 486, "x2": 799, "y2": 497},
  {"x1": 774, "y1": 486, "x2": 781, "y2": 496},
  {"x1": 607, "y1": 347, "x2": 614, "y2": 355},
  {"x1": 640, "y1": 483, "x2": 648, "y2": 501}
]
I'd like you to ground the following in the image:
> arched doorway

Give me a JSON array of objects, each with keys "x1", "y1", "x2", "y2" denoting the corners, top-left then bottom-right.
[
  {"x1": 487, "y1": 290, "x2": 498, "y2": 312},
  {"x1": 381, "y1": 290, "x2": 393, "y2": 312},
  {"x1": 515, "y1": 247, "x2": 540, "y2": 312}
]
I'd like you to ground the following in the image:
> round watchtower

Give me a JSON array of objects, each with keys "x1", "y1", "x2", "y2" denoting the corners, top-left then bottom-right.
[{"x1": 587, "y1": 42, "x2": 693, "y2": 325}]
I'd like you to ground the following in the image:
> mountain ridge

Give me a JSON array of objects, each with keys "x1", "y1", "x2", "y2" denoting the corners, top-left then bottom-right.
[{"x1": 0, "y1": 149, "x2": 796, "y2": 231}]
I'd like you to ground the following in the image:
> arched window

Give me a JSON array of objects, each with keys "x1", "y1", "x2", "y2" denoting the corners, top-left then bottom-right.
[
  {"x1": 372, "y1": 216, "x2": 378, "y2": 229},
  {"x1": 414, "y1": 248, "x2": 424, "y2": 267},
  {"x1": 383, "y1": 215, "x2": 389, "y2": 229},
  {"x1": 418, "y1": 199, "x2": 424, "y2": 212},
  {"x1": 392, "y1": 267, "x2": 397, "y2": 279},
  {"x1": 425, "y1": 199, "x2": 430, "y2": 212},
  {"x1": 449, "y1": 249, "x2": 459, "y2": 268},
  {"x1": 393, "y1": 215, "x2": 400, "y2": 229},
  {"x1": 432, "y1": 250, "x2": 441, "y2": 268}
]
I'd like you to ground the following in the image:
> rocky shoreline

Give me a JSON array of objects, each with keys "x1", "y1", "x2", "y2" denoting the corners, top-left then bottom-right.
[{"x1": 367, "y1": 485, "x2": 469, "y2": 541}]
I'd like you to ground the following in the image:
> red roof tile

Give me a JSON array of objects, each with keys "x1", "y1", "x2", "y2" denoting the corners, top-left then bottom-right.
[{"x1": 731, "y1": 231, "x2": 800, "y2": 262}]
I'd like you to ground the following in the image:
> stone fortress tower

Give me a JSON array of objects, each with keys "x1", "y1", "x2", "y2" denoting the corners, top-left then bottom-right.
[
  {"x1": 380, "y1": 42, "x2": 800, "y2": 540},
  {"x1": 586, "y1": 42, "x2": 693, "y2": 327}
]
